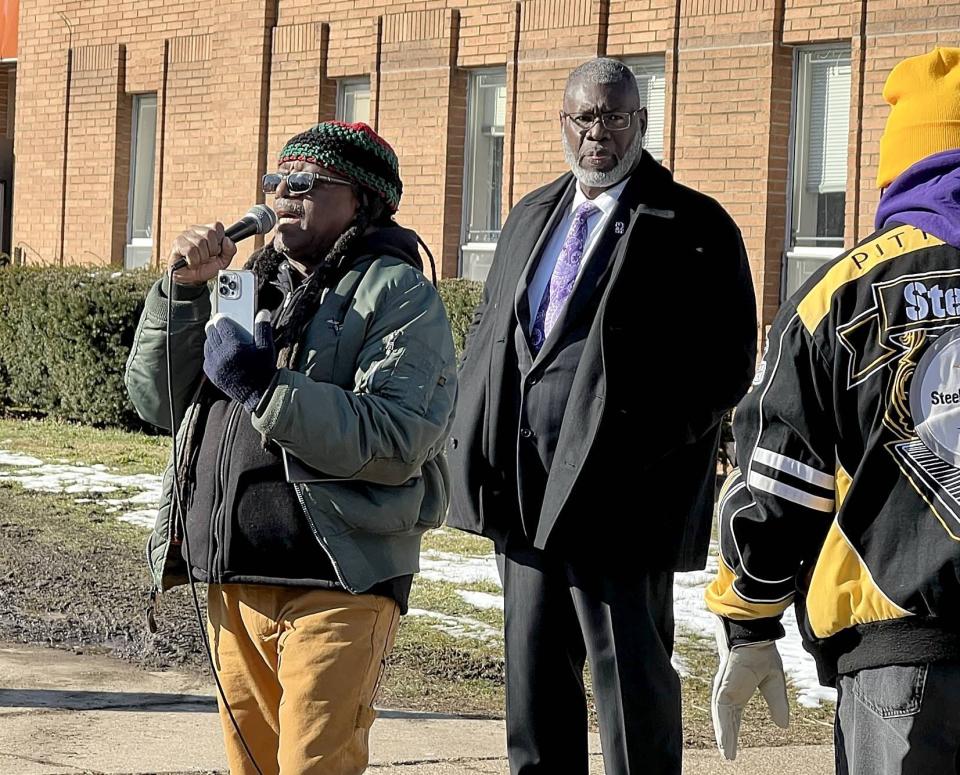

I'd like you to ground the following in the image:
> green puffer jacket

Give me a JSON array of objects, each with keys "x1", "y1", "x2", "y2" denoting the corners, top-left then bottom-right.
[{"x1": 125, "y1": 233, "x2": 457, "y2": 596}]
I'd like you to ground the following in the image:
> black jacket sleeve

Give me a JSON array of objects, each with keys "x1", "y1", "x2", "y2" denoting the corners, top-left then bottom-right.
[{"x1": 706, "y1": 303, "x2": 837, "y2": 631}]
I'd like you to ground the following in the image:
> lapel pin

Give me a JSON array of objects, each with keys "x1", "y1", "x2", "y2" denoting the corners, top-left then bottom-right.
[{"x1": 614, "y1": 221, "x2": 625, "y2": 235}]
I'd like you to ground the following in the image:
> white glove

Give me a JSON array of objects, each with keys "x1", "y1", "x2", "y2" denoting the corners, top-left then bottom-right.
[{"x1": 711, "y1": 616, "x2": 789, "y2": 760}]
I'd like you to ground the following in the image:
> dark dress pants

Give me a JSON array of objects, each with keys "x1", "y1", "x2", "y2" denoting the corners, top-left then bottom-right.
[{"x1": 498, "y1": 533, "x2": 682, "y2": 775}]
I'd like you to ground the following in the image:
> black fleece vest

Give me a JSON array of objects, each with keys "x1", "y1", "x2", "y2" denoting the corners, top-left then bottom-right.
[{"x1": 182, "y1": 260, "x2": 411, "y2": 610}]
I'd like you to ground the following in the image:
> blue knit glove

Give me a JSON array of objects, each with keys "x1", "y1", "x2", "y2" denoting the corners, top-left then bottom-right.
[{"x1": 203, "y1": 311, "x2": 277, "y2": 412}]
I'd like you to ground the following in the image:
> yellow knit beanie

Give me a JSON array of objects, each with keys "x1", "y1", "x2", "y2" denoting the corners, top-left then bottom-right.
[{"x1": 877, "y1": 47, "x2": 960, "y2": 189}]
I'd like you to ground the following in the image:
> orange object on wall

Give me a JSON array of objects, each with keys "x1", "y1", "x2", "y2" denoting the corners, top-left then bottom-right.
[{"x1": 0, "y1": 0, "x2": 17, "y2": 59}]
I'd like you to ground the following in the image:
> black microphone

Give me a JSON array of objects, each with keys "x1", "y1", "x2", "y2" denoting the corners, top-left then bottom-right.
[{"x1": 170, "y1": 204, "x2": 277, "y2": 272}]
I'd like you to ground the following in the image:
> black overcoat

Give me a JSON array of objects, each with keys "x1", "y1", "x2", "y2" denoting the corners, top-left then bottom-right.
[{"x1": 447, "y1": 153, "x2": 757, "y2": 571}]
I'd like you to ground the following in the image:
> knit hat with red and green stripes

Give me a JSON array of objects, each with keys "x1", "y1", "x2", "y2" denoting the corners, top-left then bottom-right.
[{"x1": 278, "y1": 121, "x2": 403, "y2": 213}]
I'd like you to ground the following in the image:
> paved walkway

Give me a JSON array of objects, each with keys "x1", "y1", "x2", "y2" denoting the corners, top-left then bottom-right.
[{"x1": 0, "y1": 643, "x2": 833, "y2": 774}]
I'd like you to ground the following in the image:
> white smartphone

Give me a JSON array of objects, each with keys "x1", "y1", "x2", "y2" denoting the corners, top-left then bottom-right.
[{"x1": 214, "y1": 270, "x2": 257, "y2": 338}]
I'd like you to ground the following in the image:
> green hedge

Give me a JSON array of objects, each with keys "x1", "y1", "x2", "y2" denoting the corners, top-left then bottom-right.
[
  {"x1": 0, "y1": 267, "x2": 484, "y2": 430},
  {"x1": 0, "y1": 268, "x2": 735, "y2": 472},
  {"x1": 0, "y1": 268, "x2": 158, "y2": 428},
  {"x1": 437, "y1": 278, "x2": 483, "y2": 355}
]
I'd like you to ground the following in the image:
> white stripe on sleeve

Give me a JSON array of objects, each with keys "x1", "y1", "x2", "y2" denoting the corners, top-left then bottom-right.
[
  {"x1": 748, "y1": 471, "x2": 835, "y2": 512},
  {"x1": 752, "y1": 447, "x2": 835, "y2": 489}
]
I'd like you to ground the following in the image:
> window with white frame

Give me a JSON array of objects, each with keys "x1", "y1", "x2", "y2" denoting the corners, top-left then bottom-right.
[
  {"x1": 125, "y1": 93, "x2": 157, "y2": 270},
  {"x1": 784, "y1": 47, "x2": 851, "y2": 298},
  {"x1": 625, "y1": 56, "x2": 666, "y2": 162},
  {"x1": 460, "y1": 68, "x2": 506, "y2": 281},
  {"x1": 336, "y1": 77, "x2": 371, "y2": 125}
]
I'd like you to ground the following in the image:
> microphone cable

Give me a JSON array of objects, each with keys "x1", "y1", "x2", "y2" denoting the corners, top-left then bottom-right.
[{"x1": 166, "y1": 266, "x2": 265, "y2": 775}]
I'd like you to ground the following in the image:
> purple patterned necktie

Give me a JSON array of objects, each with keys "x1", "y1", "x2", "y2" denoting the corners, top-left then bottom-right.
[{"x1": 530, "y1": 200, "x2": 599, "y2": 353}]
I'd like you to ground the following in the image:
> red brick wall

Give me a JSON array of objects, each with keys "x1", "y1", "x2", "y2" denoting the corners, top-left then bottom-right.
[
  {"x1": 0, "y1": 66, "x2": 10, "y2": 139},
  {"x1": 267, "y1": 22, "x2": 329, "y2": 161},
  {"x1": 783, "y1": 0, "x2": 857, "y2": 43},
  {"x1": 9, "y1": 0, "x2": 960, "y2": 314},
  {"x1": 62, "y1": 43, "x2": 124, "y2": 265},
  {"x1": 510, "y1": 0, "x2": 604, "y2": 202},
  {"x1": 501, "y1": 3, "x2": 520, "y2": 213},
  {"x1": 14, "y1": 0, "x2": 272, "y2": 267},
  {"x1": 0, "y1": 64, "x2": 14, "y2": 258},
  {"x1": 673, "y1": 0, "x2": 788, "y2": 329},
  {"x1": 158, "y1": 33, "x2": 219, "y2": 266},
  {"x1": 13, "y1": 4, "x2": 71, "y2": 264},
  {"x1": 855, "y1": 12, "x2": 960, "y2": 246},
  {"x1": 379, "y1": 8, "x2": 462, "y2": 277},
  {"x1": 606, "y1": 0, "x2": 675, "y2": 163},
  {"x1": 326, "y1": 14, "x2": 380, "y2": 81},
  {"x1": 459, "y1": 0, "x2": 513, "y2": 67},
  {"x1": 7, "y1": 66, "x2": 12, "y2": 139},
  {"x1": 761, "y1": 42, "x2": 795, "y2": 328},
  {"x1": 606, "y1": 0, "x2": 674, "y2": 55}
]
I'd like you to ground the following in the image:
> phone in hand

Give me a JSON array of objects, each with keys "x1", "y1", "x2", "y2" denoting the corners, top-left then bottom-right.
[{"x1": 214, "y1": 270, "x2": 257, "y2": 338}]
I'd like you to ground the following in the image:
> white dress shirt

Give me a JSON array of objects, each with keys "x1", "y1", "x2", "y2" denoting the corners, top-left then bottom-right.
[{"x1": 526, "y1": 177, "x2": 629, "y2": 334}]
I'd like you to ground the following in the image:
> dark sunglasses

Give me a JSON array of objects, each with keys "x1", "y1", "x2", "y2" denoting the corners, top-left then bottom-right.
[{"x1": 261, "y1": 171, "x2": 353, "y2": 195}]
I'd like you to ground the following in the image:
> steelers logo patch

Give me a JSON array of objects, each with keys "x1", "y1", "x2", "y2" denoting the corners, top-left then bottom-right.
[{"x1": 910, "y1": 326, "x2": 960, "y2": 467}]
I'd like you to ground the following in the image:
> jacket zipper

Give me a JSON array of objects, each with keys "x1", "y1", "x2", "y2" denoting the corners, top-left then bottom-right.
[
  {"x1": 287, "y1": 283, "x2": 354, "y2": 592},
  {"x1": 147, "y1": 397, "x2": 198, "y2": 627},
  {"x1": 210, "y1": 401, "x2": 244, "y2": 582},
  {"x1": 293, "y1": 482, "x2": 355, "y2": 593},
  {"x1": 171, "y1": 399, "x2": 201, "y2": 544}
]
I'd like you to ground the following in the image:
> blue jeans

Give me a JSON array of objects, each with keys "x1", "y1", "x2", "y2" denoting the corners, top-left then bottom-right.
[{"x1": 836, "y1": 663, "x2": 960, "y2": 775}]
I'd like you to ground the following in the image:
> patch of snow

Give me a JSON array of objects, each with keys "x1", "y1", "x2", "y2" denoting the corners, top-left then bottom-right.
[
  {"x1": 420, "y1": 542, "x2": 834, "y2": 705},
  {"x1": 118, "y1": 510, "x2": 158, "y2": 528},
  {"x1": 419, "y1": 550, "x2": 501, "y2": 586},
  {"x1": 407, "y1": 608, "x2": 501, "y2": 641},
  {"x1": 456, "y1": 590, "x2": 504, "y2": 611},
  {"x1": 779, "y1": 606, "x2": 837, "y2": 706},
  {"x1": 0, "y1": 451, "x2": 163, "y2": 527},
  {"x1": 671, "y1": 649, "x2": 689, "y2": 678},
  {"x1": 675, "y1": 545, "x2": 836, "y2": 707},
  {"x1": 0, "y1": 452, "x2": 44, "y2": 467},
  {"x1": 0, "y1": 448, "x2": 837, "y2": 706}
]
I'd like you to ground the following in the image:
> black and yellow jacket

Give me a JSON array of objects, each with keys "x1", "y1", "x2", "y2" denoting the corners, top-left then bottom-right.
[{"x1": 706, "y1": 223, "x2": 960, "y2": 685}]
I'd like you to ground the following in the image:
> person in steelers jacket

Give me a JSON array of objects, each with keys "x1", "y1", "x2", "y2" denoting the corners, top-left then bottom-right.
[{"x1": 706, "y1": 48, "x2": 960, "y2": 774}]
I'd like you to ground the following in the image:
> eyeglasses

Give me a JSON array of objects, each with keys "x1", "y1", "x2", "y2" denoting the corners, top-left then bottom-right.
[
  {"x1": 560, "y1": 110, "x2": 642, "y2": 132},
  {"x1": 261, "y1": 171, "x2": 353, "y2": 196}
]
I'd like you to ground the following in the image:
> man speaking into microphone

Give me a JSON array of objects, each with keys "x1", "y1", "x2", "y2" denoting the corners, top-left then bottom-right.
[{"x1": 125, "y1": 122, "x2": 457, "y2": 775}]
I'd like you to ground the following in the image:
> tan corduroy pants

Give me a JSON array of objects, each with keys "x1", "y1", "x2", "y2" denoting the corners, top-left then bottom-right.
[{"x1": 206, "y1": 583, "x2": 400, "y2": 775}]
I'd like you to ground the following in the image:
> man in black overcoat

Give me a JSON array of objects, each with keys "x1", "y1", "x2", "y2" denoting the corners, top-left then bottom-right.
[{"x1": 446, "y1": 57, "x2": 758, "y2": 775}]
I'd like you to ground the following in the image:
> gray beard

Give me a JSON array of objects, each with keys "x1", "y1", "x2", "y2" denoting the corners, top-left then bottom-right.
[{"x1": 562, "y1": 130, "x2": 645, "y2": 188}]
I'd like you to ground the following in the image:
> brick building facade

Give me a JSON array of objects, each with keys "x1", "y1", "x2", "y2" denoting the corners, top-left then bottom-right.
[
  {"x1": 2, "y1": 0, "x2": 959, "y2": 328},
  {"x1": 0, "y1": 0, "x2": 14, "y2": 258}
]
